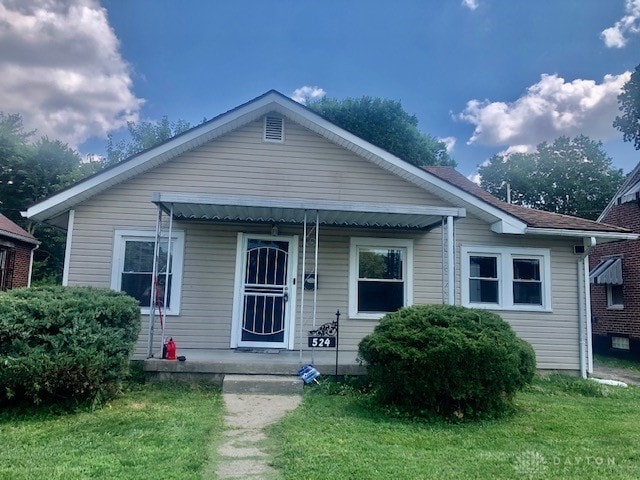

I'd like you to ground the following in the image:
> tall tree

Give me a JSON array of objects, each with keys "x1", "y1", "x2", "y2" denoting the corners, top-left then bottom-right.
[
  {"x1": 106, "y1": 116, "x2": 192, "y2": 165},
  {"x1": 0, "y1": 114, "x2": 88, "y2": 283},
  {"x1": 307, "y1": 96, "x2": 454, "y2": 167},
  {"x1": 479, "y1": 135, "x2": 624, "y2": 220},
  {"x1": 614, "y1": 63, "x2": 640, "y2": 150}
]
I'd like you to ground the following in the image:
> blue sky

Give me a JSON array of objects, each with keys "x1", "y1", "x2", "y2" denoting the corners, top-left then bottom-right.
[{"x1": 1, "y1": 1, "x2": 639, "y2": 178}]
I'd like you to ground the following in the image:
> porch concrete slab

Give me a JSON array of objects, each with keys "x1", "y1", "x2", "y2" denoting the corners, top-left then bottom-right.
[
  {"x1": 222, "y1": 374, "x2": 303, "y2": 395},
  {"x1": 143, "y1": 348, "x2": 366, "y2": 376}
]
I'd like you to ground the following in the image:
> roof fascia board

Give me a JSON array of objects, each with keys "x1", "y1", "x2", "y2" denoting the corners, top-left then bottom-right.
[
  {"x1": 491, "y1": 220, "x2": 527, "y2": 234},
  {"x1": 526, "y1": 227, "x2": 638, "y2": 241},
  {"x1": 0, "y1": 230, "x2": 40, "y2": 245},
  {"x1": 152, "y1": 192, "x2": 466, "y2": 218},
  {"x1": 270, "y1": 101, "x2": 528, "y2": 232},
  {"x1": 597, "y1": 161, "x2": 640, "y2": 221},
  {"x1": 26, "y1": 93, "x2": 284, "y2": 222},
  {"x1": 27, "y1": 89, "x2": 524, "y2": 231}
]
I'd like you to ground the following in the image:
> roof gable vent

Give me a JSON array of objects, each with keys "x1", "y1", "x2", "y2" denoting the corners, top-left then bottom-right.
[{"x1": 264, "y1": 115, "x2": 284, "y2": 143}]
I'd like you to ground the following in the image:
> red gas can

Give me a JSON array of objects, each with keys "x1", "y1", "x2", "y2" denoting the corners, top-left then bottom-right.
[{"x1": 165, "y1": 338, "x2": 177, "y2": 360}]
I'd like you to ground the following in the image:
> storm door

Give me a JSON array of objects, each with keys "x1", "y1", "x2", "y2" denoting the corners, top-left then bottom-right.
[{"x1": 233, "y1": 234, "x2": 297, "y2": 348}]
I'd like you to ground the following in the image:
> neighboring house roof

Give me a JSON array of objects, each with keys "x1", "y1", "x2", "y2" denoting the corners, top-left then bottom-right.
[
  {"x1": 25, "y1": 89, "x2": 636, "y2": 242},
  {"x1": 0, "y1": 213, "x2": 39, "y2": 245},
  {"x1": 598, "y1": 161, "x2": 640, "y2": 221},
  {"x1": 423, "y1": 166, "x2": 632, "y2": 236}
]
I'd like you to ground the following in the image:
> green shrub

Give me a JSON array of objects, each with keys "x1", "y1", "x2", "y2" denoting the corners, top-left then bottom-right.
[
  {"x1": 357, "y1": 304, "x2": 536, "y2": 420},
  {"x1": 0, "y1": 286, "x2": 140, "y2": 407}
]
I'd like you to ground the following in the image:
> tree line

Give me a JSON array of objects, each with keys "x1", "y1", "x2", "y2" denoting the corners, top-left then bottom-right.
[{"x1": 1, "y1": 65, "x2": 639, "y2": 283}]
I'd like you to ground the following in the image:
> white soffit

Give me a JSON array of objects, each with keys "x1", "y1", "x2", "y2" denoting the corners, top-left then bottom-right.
[{"x1": 152, "y1": 193, "x2": 465, "y2": 230}]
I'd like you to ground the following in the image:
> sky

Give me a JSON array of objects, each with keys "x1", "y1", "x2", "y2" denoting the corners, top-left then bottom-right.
[{"x1": 1, "y1": 0, "x2": 639, "y2": 179}]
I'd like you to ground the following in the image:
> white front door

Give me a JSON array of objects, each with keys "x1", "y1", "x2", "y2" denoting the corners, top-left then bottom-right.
[{"x1": 232, "y1": 234, "x2": 298, "y2": 349}]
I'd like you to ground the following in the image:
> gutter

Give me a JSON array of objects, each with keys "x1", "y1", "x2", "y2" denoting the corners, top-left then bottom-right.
[
  {"x1": 27, "y1": 243, "x2": 39, "y2": 288},
  {"x1": 526, "y1": 227, "x2": 637, "y2": 241}
]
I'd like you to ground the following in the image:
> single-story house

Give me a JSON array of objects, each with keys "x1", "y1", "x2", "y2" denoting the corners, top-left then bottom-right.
[
  {"x1": 26, "y1": 90, "x2": 636, "y2": 377},
  {"x1": 0, "y1": 213, "x2": 39, "y2": 290},
  {"x1": 590, "y1": 161, "x2": 640, "y2": 360}
]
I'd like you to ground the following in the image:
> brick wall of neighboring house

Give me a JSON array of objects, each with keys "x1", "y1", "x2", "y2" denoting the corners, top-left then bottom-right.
[
  {"x1": 590, "y1": 201, "x2": 640, "y2": 360},
  {"x1": 0, "y1": 241, "x2": 35, "y2": 290},
  {"x1": 12, "y1": 241, "x2": 34, "y2": 288}
]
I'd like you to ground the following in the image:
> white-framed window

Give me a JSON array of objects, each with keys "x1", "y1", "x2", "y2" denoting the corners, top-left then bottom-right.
[
  {"x1": 111, "y1": 229, "x2": 185, "y2": 315},
  {"x1": 461, "y1": 246, "x2": 551, "y2": 311},
  {"x1": 607, "y1": 284, "x2": 624, "y2": 309},
  {"x1": 349, "y1": 237, "x2": 413, "y2": 320}
]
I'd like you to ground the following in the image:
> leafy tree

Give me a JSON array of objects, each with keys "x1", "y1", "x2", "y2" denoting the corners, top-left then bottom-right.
[
  {"x1": 106, "y1": 116, "x2": 192, "y2": 165},
  {"x1": 306, "y1": 96, "x2": 455, "y2": 167},
  {"x1": 614, "y1": 64, "x2": 640, "y2": 150},
  {"x1": 0, "y1": 114, "x2": 90, "y2": 283},
  {"x1": 479, "y1": 135, "x2": 624, "y2": 220}
]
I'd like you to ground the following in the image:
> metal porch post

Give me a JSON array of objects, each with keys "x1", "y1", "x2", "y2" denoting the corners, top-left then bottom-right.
[{"x1": 147, "y1": 205, "x2": 163, "y2": 358}]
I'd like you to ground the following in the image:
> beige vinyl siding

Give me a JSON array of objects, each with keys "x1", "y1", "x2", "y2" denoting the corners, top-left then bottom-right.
[
  {"x1": 66, "y1": 115, "x2": 583, "y2": 370},
  {"x1": 454, "y1": 215, "x2": 581, "y2": 370},
  {"x1": 67, "y1": 117, "x2": 448, "y2": 358},
  {"x1": 293, "y1": 227, "x2": 444, "y2": 351}
]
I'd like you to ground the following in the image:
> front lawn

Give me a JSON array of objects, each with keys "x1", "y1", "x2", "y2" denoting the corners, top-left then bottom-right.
[
  {"x1": 0, "y1": 383, "x2": 224, "y2": 480},
  {"x1": 270, "y1": 375, "x2": 640, "y2": 479}
]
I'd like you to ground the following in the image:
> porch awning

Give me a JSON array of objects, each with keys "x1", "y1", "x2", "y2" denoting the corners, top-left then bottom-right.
[
  {"x1": 152, "y1": 193, "x2": 466, "y2": 230},
  {"x1": 590, "y1": 257, "x2": 623, "y2": 285}
]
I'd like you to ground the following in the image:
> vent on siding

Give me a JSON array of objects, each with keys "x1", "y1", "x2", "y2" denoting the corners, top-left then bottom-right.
[{"x1": 264, "y1": 116, "x2": 284, "y2": 143}]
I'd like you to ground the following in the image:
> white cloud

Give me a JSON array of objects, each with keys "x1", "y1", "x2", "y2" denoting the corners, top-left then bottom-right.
[
  {"x1": 291, "y1": 86, "x2": 326, "y2": 104},
  {"x1": 601, "y1": 0, "x2": 640, "y2": 48},
  {"x1": 438, "y1": 136, "x2": 457, "y2": 153},
  {"x1": 0, "y1": 0, "x2": 143, "y2": 147},
  {"x1": 461, "y1": 0, "x2": 479, "y2": 11},
  {"x1": 457, "y1": 72, "x2": 632, "y2": 150},
  {"x1": 467, "y1": 171, "x2": 481, "y2": 185}
]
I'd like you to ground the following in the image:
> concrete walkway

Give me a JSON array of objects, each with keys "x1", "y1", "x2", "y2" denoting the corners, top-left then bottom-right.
[
  {"x1": 210, "y1": 394, "x2": 301, "y2": 480},
  {"x1": 591, "y1": 362, "x2": 640, "y2": 386}
]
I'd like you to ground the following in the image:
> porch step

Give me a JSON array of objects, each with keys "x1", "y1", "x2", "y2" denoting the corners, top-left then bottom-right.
[{"x1": 222, "y1": 374, "x2": 303, "y2": 395}]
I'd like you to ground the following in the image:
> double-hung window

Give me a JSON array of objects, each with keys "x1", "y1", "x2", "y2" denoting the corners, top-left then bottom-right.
[
  {"x1": 111, "y1": 229, "x2": 185, "y2": 315},
  {"x1": 349, "y1": 238, "x2": 413, "y2": 319},
  {"x1": 462, "y1": 246, "x2": 551, "y2": 311},
  {"x1": 607, "y1": 284, "x2": 624, "y2": 309},
  {"x1": 469, "y1": 255, "x2": 500, "y2": 304}
]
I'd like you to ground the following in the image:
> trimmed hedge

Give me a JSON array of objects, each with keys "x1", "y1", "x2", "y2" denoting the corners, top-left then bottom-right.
[
  {"x1": 358, "y1": 305, "x2": 536, "y2": 419},
  {"x1": 0, "y1": 286, "x2": 140, "y2": 406}
]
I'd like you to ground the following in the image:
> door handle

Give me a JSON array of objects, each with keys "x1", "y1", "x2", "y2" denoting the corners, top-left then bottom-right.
[{"x1": 283, "y1": 293, "x2": 289, "y2": 302}]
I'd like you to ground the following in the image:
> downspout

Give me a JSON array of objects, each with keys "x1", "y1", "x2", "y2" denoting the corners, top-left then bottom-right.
[
  {"x1": 27, "y1": 243, "x2": 39, "y2": 288},
  {"x1": 62, "y1": 209, "x2": 75, "y2": 286},
  {"x1": 577, "y1": 237, "x2": 596, "y2": 379}
]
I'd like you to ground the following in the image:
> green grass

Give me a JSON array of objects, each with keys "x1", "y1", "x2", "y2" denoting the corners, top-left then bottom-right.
[
  {"x1": 595, "y1": 354, "x2": 640, "y2": 373},
  {"x1": 0, "y1": 383, "x2": 224, "y2": 480},
  {"x1": 269, "y1": 376, "x2": 640, "y2": 480}
]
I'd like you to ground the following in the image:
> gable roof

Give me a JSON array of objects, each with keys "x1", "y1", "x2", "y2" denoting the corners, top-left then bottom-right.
[
  {"x1": 423, "y1": 166, "x2": 633, "y2": 237},
  {"x1": 0, "y1": 213, "x2": 39, "y2": 245},
  {"x1": 598, "y1": 161, "x2": 640, "y2": 221},
  {"x1": 24, "y1": 89, "x2": 635, "y2": 242}
]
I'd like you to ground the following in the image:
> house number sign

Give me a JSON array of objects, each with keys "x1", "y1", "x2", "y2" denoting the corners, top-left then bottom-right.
[{"x1": 307, "y1": 315, "x2": 339, "y2": 348}]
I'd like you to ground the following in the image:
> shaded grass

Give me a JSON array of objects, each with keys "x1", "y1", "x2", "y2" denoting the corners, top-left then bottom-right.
[
  {"x1": 269, "y1": 375, "x2": 640, "y2": 479},
  {"x1": 0, "y1": 383, "x2": 224, "y2": 480}
]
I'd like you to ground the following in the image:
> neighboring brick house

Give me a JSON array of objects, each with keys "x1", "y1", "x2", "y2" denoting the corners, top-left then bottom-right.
[
  {"x1": 590, "y1": 163, "x2": 640, "y2": 360},
  {"x1": 0, "y1": 213, "x2": 39, "y2": 290}
]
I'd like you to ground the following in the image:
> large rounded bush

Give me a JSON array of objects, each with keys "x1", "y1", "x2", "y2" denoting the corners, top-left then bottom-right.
[
  {"x1": 0, "y1": 286, "x2": 140, "y2": 406},
  {"x1": 358, "y1": 305, "x2": 536, "y2": 419}
]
